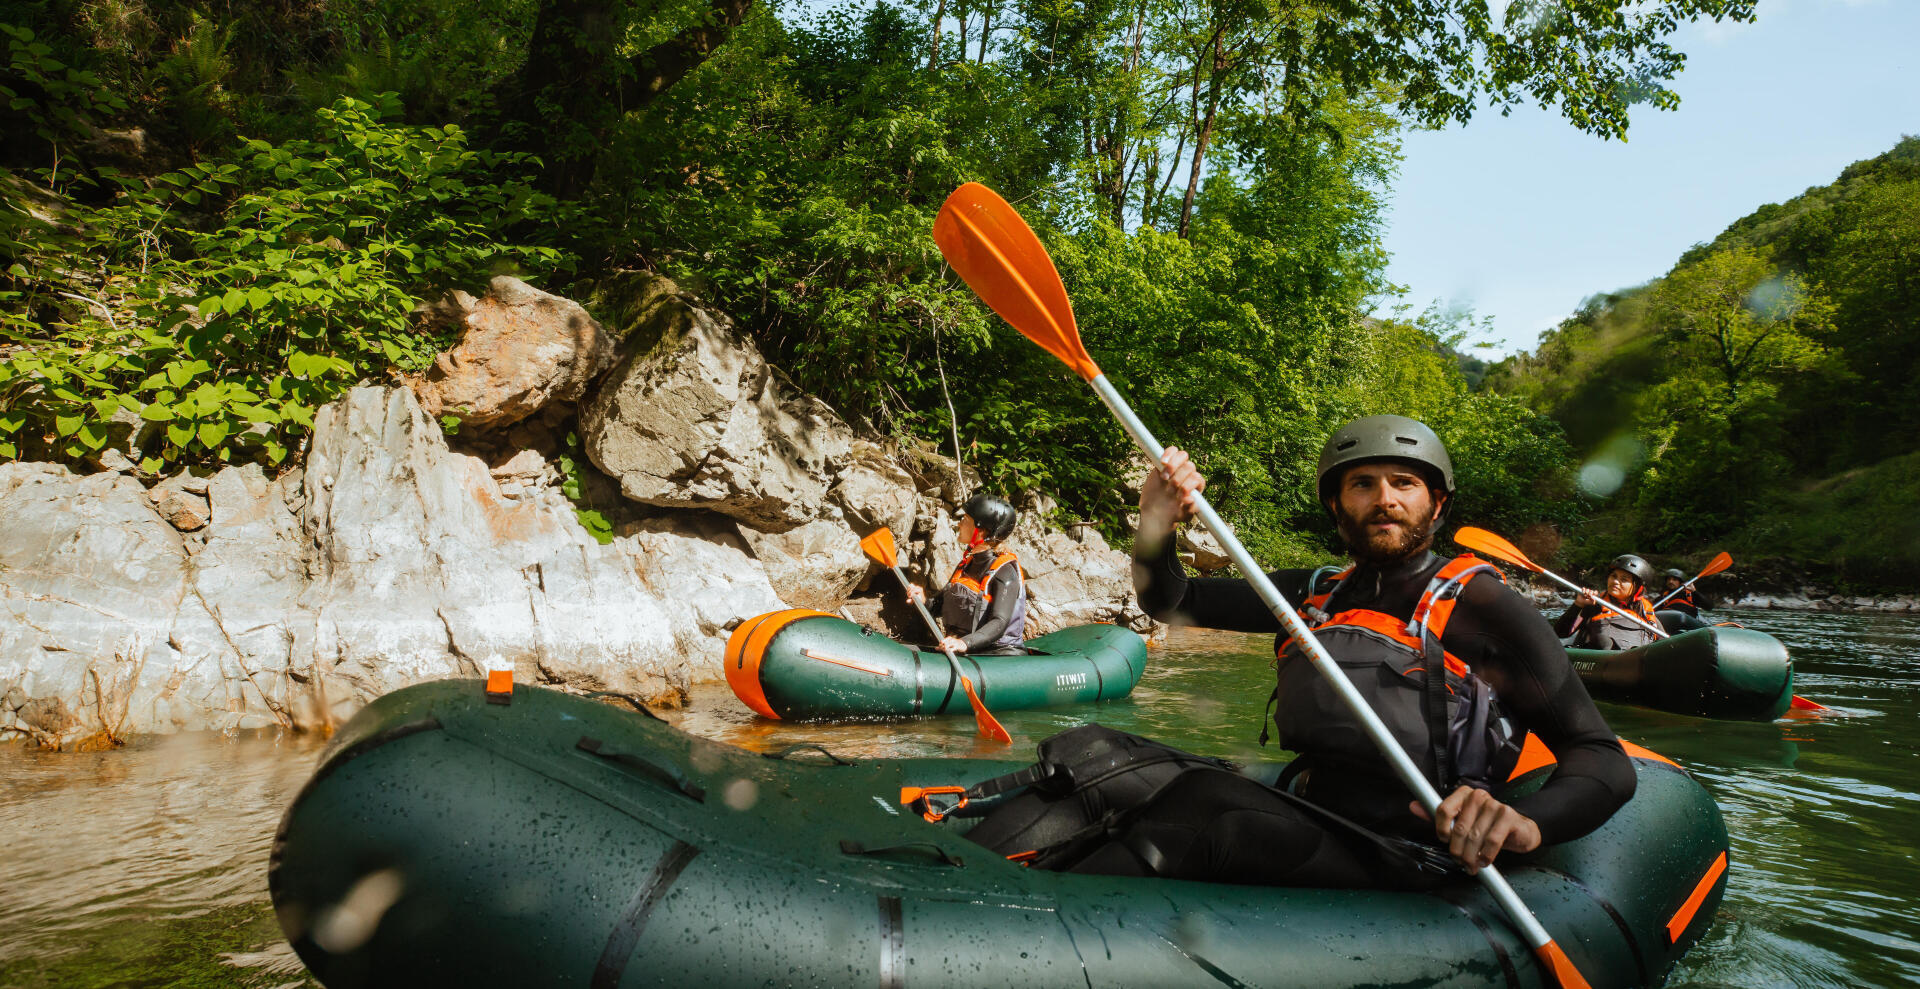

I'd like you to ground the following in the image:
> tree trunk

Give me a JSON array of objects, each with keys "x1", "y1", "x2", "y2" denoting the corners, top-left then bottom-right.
[
  {"x1": 499, "y1": 0, "x2": 756, "y2": 199},
  {"x1": 498, "y1": 0, "x2": 621, "y2": 199},
  {"x1": 1104, "y1": 0, "x2": 1147, "y2": 226},
  {"x1": 927, "y1": 0, "x2": 947, "y2": 71},
  {"x1": 1177, "y1": 29, "x2": 1225, "y2": 239},
  {"x1": 1139, "y1": 146, "x2": 1160, "y2": 226},
  {"x1": 619, "y1": 0, "x2": 758, "y2": 105}
]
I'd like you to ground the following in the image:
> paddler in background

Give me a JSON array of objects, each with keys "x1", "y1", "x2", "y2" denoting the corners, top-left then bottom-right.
[
  {"x1": 1555, "y1": 555, "x2": 1662, "y2": 650},
  {"x1": 1079, "y1": 414, "x2": 1634, "y2": 886},
  {"x1": 906, "y1": 493, "x2": 1029, "y2": 655},
  {"x1": 1661, "y1": 568, "x2": 1701, "y2": 617}
]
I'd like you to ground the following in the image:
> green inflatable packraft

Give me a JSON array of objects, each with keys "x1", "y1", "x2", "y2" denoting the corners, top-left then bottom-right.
[
  {"x1": 1569, "y1": 624, "x2": 1792, "y2": 721},
  {"x1": 724, "y1": 610, "x2": 1148, "y2": 720},
  {"x1": 271, "y1": 680, "x2": 1731, "y2": 988}
]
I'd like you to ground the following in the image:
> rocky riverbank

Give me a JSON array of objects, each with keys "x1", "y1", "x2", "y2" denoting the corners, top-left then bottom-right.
[
  {"x1": 0, "y1": 273, "x2": 1155, "y2": 749},
  {"x1": 1524, "y1": 582, "x2": 1920, "y2": 614},
  {"x1": 1723, "y1": 591, "x2": 1920, "y2": 613}
]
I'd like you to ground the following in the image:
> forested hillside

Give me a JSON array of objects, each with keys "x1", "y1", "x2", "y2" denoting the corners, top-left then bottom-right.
[
  {"x1": 1486, "y1": 137, "x2": 1920, "y2": 587},
  {"x1": 2, "y1": 0, "x2": 1756, "y2": 565}
]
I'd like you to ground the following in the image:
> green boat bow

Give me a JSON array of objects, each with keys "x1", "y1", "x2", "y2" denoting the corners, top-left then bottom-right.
[
  {"x1": 271, "y1": 680, "x2": 1731, "y2": 988},
  {"x1": 725, "y1": 610, "x2": 1148, "y2": 720}
]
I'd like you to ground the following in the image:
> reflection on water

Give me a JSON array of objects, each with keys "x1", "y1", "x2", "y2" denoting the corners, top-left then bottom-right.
[
  {"x1": 0, "y1": 730, "x2": 323, "y2": 989},
  {"x1": 2, "y1": 610, "x2": 1916, "y2": 987}
]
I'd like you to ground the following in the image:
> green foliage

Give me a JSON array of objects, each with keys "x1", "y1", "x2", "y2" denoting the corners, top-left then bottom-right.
[
  {"x1": 1731, "y1": 450, "x2": 1920, "y2": 591},
  {"x1": 1, "y1": 95, "x2": 570, "y2": 470},
  {"x1": 1488, "y1": 137, "x2": 1919, "y2": 567},
  {"x1": 6, "y1": 0, "x2": 1738, "y2": 568},
  {"x1": 1, "y1": 22, "x2": 128, "y2": 156},
  {"x1": 557, "y1": 433, "x2": 614, "y2": 544},
  {"x1": 1331, "y1": 311, "x2": 1587, "y2": 539},
  {"x1": 486, "y1": 0, "x2": 1610, "y2": 559}
]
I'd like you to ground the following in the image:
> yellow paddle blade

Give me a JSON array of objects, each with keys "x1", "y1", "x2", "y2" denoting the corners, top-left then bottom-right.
[
  {"x1": 1453, "y1": 526, "x2": 1544, "y2": 574},
  {"x1": 933, "y1": 183, "x2": 1101, "y2": 382},
  {"x1": 859, "y1": 527, "x2": 899, "y2": 568},
  {"x1": 1700, "y1": 551, "x2": 1733, "y2": 578}
]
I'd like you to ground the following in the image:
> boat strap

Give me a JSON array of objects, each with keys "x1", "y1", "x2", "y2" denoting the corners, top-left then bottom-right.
[
  {"x1": 584, "y1": 690, "x2": 664, "y2": 720},
  {"x1": 902, "y1": 724, "x2": 1229, "y2": 823},
  {"x1": 902, "y1": 760, "x2": 1059, "y2": 822},
  {"x1": 576, "y1": 737, "x2": 706, "y2": 803},
  {"x1": 839, "y1": 839, "x2": 966, "y2": 868},
  {"x1": 762, "y1": 743, "x2": 854, "y2": 765}
]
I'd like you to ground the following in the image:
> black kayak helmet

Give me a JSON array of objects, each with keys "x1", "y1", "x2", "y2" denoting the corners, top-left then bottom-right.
[
  {"x1": 961, "y1": 493, "x2": 1018, "y2": 542},
  {"x1": 1609, "y1": 554, "x2": 1658, "y2": 586},
  {"x1": 1315, "y1": 414, "x2": 1456, "y2": 513},
  {"x1": 1665, "y1": 568, "x2": 1687, "y2": 581}
]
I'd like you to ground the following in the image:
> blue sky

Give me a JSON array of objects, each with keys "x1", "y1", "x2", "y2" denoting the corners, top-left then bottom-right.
[{"x1": 1375, "y1": 0, "x2": 1920, "y2": 356}]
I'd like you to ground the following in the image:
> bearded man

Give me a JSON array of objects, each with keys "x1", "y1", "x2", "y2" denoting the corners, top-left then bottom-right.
[{"x1": 1075, "y1": 415, "x2": 1635, "y2": 887}]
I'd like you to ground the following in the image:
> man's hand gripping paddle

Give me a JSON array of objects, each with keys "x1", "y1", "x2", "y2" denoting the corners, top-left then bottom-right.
[
  {"x1": 1653, "y1": 552, "x2": 1732, "y2": 609},
  {"x1": 1454, "y1": 527, "x2": 1828, "y2": 712},
  {"x1": 859, "y1": 526, "x2": 1012, "y2": 744},
  {"x1": 933, "y1": 181, "x2": 1594, "y2": 989}
]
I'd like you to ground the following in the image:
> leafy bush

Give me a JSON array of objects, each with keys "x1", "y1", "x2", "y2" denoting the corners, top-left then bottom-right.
[
  {"x1": 1, "y1": 94, "x2": 571, "y2": 470},
  {"x1": 1, "y1": 22, "x2": 128, "y2": 156}
]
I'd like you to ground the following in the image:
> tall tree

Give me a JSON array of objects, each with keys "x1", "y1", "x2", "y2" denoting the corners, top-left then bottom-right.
[{"x1": 498, "y1": 0, "x2": 758, "y2": 197}]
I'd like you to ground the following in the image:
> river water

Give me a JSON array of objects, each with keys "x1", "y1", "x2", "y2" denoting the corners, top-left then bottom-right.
[{"x1": 2, "y1": 607, "x2": 1915, "y2": 988}]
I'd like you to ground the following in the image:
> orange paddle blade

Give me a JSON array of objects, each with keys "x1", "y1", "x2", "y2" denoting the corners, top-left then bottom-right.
[
  {"x1": 1790, "y1": 694, "x2": 1829, "y2": 711},
  {"x1": 1533, "y1": 940, "x2": 1594, "y2": 989},
  {"x1": 960, "y1": 676, "x2": 1012, "y2": 744},
  {"x1": 859, "y1": 527, "x2": 899, "y2": 568},
  {"x1": 1453, "y1": 526, "x2": 1543, "y2": 573},
  {"x1": 1699, "y1": 551, "x2": 1733, "y2": 578},
  {"x1": 933, "y1": 183, "x2": 1101, "y2": 382}
]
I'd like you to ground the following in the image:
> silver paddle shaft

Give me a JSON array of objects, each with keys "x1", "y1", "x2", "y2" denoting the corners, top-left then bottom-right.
[
  {"x1": 888, "y1": 564, "x2": 964, "y2": 665},
  {"x1": 1529, "y1": 563, "x2": 1669, "y2": 640},
  {"x1": 1089, "y1": 373, "x2": 1559, "y2": 953},
  {"x1": 1651, "y1": 576, "x2": 1702, "y2": 610}
]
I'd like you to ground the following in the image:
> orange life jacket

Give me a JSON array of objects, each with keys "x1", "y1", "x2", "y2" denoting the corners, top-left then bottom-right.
[
  {"x1": 1573, "y1": 590, "x2": 1661, "y2": 650},
  {"x1": 941, "y1": 551, "x2": 1026, "y2": 650},
  {"x1": 1268, "y1": 554, "x2": 1522, "y2": 789}
]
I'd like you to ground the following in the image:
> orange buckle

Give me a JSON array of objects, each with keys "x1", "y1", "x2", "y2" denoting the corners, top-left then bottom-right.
[
  {"x1": 485, "y1": 668, "x2": 513, "y2": 704},
  {"x1": 1005, "y1": 849, "x2": 1039, "y2": 866},
  {"x1": 899, "y1": 785, "x2": 968, "y2": 822}
]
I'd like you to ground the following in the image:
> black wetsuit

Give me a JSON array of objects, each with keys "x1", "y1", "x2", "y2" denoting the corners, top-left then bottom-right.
[
  {"x1": 1078, "y1": 542, "x2": 1636, "y2": 888},
  {"x1": 939, "y1": 552, "x2": 1025, "y2": 654}
]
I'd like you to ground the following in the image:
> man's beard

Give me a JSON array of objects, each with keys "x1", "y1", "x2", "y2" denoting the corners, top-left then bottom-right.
[{"x1": 1334, "y1": 503, "x2": 1438, "y2": 566}]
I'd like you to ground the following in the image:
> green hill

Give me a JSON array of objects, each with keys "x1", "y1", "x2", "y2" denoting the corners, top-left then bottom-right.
[{"x1": 1485, "y1": 136, "x2": 1920, "y2": 587}]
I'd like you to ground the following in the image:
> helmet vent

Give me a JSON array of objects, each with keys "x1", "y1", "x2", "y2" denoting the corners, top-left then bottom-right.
[
  {"x1": 1335, "y1": 440, "x2": 1357, "y2": 451},
  {"x1": 1394, "y1": 436, "x2": 1417, "y2": 446}
]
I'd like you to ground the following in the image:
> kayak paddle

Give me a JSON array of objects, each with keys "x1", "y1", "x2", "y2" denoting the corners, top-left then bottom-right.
[
  {"x1": 859, "y1": 526, "x2": 1012, "y2": 744},
  {"x1": 932, "y1": 181, "x2": 1595, "y2": 989},
  {"x1": 1652, "y1": 552, "x2": 1732, "y2": 609},
  {"x1": 1455, "y1": 528, "x2": 1828, "y2": 713},
  {"x1": 1453, "y1": 527, "x2": 1671, "y2": 641}
]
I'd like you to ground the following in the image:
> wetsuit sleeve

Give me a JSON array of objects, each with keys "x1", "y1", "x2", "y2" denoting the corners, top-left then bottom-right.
[
  {"x1": 1552, "y1": 604, "x2": 1582, "y2": 638},
  {"x1": 1452, "y1": 580, "x2": 1636, "y2": 845},
  {"x1": 1132, "y1": 539, "x2": 1311, "y2": 633},
  {"x1": 958, "y1": 564, "x2": 1022, "y2": 651}
]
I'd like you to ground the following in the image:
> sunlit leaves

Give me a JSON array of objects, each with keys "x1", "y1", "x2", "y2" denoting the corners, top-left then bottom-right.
[{"x1": 1, "y1": 94, "x2": 573, "y2": 473}]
